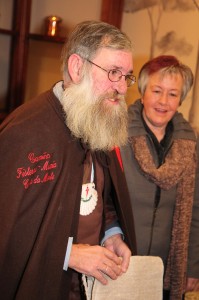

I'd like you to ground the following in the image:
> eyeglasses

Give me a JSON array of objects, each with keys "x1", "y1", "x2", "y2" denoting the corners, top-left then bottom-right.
[{"x1": 86, "y1": 59, "x2": 136, "y2": 87}]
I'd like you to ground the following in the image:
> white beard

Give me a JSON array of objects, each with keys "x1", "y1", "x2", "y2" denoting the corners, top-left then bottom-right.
[{"x1": 60, "y1": 75, "x2": 128, "y2": 151}]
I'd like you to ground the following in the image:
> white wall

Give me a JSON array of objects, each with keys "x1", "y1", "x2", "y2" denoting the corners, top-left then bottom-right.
[
  {"x1": 30, "y1": 0, "x2": 102, "y2": 35},
  {"x1": 121, "y1": 3, "x2": 199, "y2": 124},
  {"x1": 3, "y1": 0, "x2": 198, "y2": 128}
]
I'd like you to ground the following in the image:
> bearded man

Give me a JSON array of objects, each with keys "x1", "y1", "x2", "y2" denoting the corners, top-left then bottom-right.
[{"x1": 0, "y1": 20, "x2": 137, "y2": 300}]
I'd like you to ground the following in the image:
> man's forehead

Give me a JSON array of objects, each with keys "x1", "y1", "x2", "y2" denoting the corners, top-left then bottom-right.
[{"x1": 95, "y1": 48, "x2": 133, "y2": 70}]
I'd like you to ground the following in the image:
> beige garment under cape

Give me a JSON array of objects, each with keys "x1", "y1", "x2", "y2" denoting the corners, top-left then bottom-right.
[{"x1": 83, "y1": 256, "x2": 164, "y2": 300}]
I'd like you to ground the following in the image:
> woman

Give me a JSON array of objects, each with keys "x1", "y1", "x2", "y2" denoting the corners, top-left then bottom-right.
[{"x1": 120, "y1": 55, "x2": 199, "y2": 299}]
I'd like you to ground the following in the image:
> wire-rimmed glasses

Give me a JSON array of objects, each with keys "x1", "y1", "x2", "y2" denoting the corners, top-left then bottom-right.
[{"x1": 86, "y1": 59, "x2": 136, "y2": 87}]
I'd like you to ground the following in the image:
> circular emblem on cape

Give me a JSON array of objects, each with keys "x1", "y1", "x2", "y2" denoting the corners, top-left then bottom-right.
[{"x1": 80, "y1": 182, "x2": 98, "y2": 216}]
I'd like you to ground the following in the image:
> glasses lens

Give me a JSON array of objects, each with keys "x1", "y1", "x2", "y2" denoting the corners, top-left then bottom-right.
[
  {"x1": 108, "y1": 69, "x2": 122, "y2": 82},
  {"x1": 126, "y1": 77, "x2": 132, "y2": 87},
  {"x1": 108, "y1": 69, "x2": 136, "y2": 87},
  {"x1": 126, "y1": 75, "x2": 136, "y2": 87}
]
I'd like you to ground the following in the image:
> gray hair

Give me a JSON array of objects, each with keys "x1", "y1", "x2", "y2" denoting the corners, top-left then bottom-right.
[
  {"x1": 138, "y1": 55, "x2": 194, "y2": 103},
  {"x1": 61, "y1": 20, "x2": 132, "y2": 76}
]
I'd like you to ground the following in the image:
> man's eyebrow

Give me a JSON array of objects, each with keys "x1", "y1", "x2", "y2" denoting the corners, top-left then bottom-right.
[{"x1": 110, "y1": 65, "x2": 134, "y2": 74}]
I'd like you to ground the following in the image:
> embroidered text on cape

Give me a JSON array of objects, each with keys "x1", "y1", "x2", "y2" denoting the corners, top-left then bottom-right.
[{"x1": 16, "y1": 152, "x2": 57, "y2": 189}]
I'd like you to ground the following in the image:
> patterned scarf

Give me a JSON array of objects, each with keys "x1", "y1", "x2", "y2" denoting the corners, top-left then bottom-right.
[{"x1": 129, "y1": 135, "x2": 197, "y2": 300}]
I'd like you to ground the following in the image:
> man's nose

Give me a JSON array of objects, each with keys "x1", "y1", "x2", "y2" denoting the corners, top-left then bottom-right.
[{"x1": 112, "y1": 78, "x2": 128, "y2": 95}]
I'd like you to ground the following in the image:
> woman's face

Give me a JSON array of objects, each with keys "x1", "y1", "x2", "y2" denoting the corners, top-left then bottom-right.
[{"x1": 142, "y1": 71, "x2": 183, "y2": 134}]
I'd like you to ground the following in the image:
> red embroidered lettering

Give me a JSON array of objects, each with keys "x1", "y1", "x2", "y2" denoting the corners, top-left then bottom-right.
[
  {"x1": 41, "y1": 161, "x2": 57, "y2": 171},
  {"x1": 42, "y1": 172, "x2": 55, "y2": 182},
  {"x1": 16, "y1": 151, "x2": 57, "y2": 189},
  {"x1": 28, "y1": 152, "x2": 51, "y2": 163},
  {"x1": 23, "y1": 178, "x2": 33, "y2": 189},
  {"x1": 34, "y1": 175, "x2": 41, "y2": 184},
  {"x1": 17, "y1": 167, "x2": 37, "y2": 178}
]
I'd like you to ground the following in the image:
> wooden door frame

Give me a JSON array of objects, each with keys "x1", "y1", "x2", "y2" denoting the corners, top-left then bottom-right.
[
  {"x1": 100, "y1": 0, "x2": 124, "y2": 29},
  {"x1": 7, "y1": 0, "x2": 32, "y2": 112}
]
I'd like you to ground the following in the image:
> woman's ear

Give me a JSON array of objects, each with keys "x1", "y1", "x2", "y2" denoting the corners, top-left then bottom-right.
[{"x1": 67, "y1": 54, "x2": 84, "y2": 83}]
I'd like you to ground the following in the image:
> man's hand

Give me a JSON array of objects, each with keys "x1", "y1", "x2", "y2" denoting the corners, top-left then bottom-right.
[
  {"x1": 68, "y1": 244, "x2": 123, "y2": 285},
  {"x1": 186, "y1": 277, "x2": 199, "y2": 292},
  {"x1": 103, "y1": 234, "x2": 131, "y2": 273}
]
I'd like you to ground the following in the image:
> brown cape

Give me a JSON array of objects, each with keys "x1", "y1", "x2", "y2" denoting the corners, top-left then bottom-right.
[{"x1": 0, "y1": 90, "x2": 136, "y2": 299}]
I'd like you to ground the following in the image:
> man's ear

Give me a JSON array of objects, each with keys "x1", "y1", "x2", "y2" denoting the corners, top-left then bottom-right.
[{"x1": 68, "y1": 54, "x2": 84, "y2": 83}]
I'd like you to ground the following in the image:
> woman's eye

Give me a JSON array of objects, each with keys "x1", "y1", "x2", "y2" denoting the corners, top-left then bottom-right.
[
  {"x1": 169, "y1": 93, "x2": 177, "y2": 97},
  {"x1": 153, "y1": 90, "x2": 161, "y2": 94}
]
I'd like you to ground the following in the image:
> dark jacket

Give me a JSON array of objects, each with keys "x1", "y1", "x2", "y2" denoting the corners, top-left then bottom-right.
[{"x1": 121, "y1": 99, "x2": 199, "y2": 278}]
